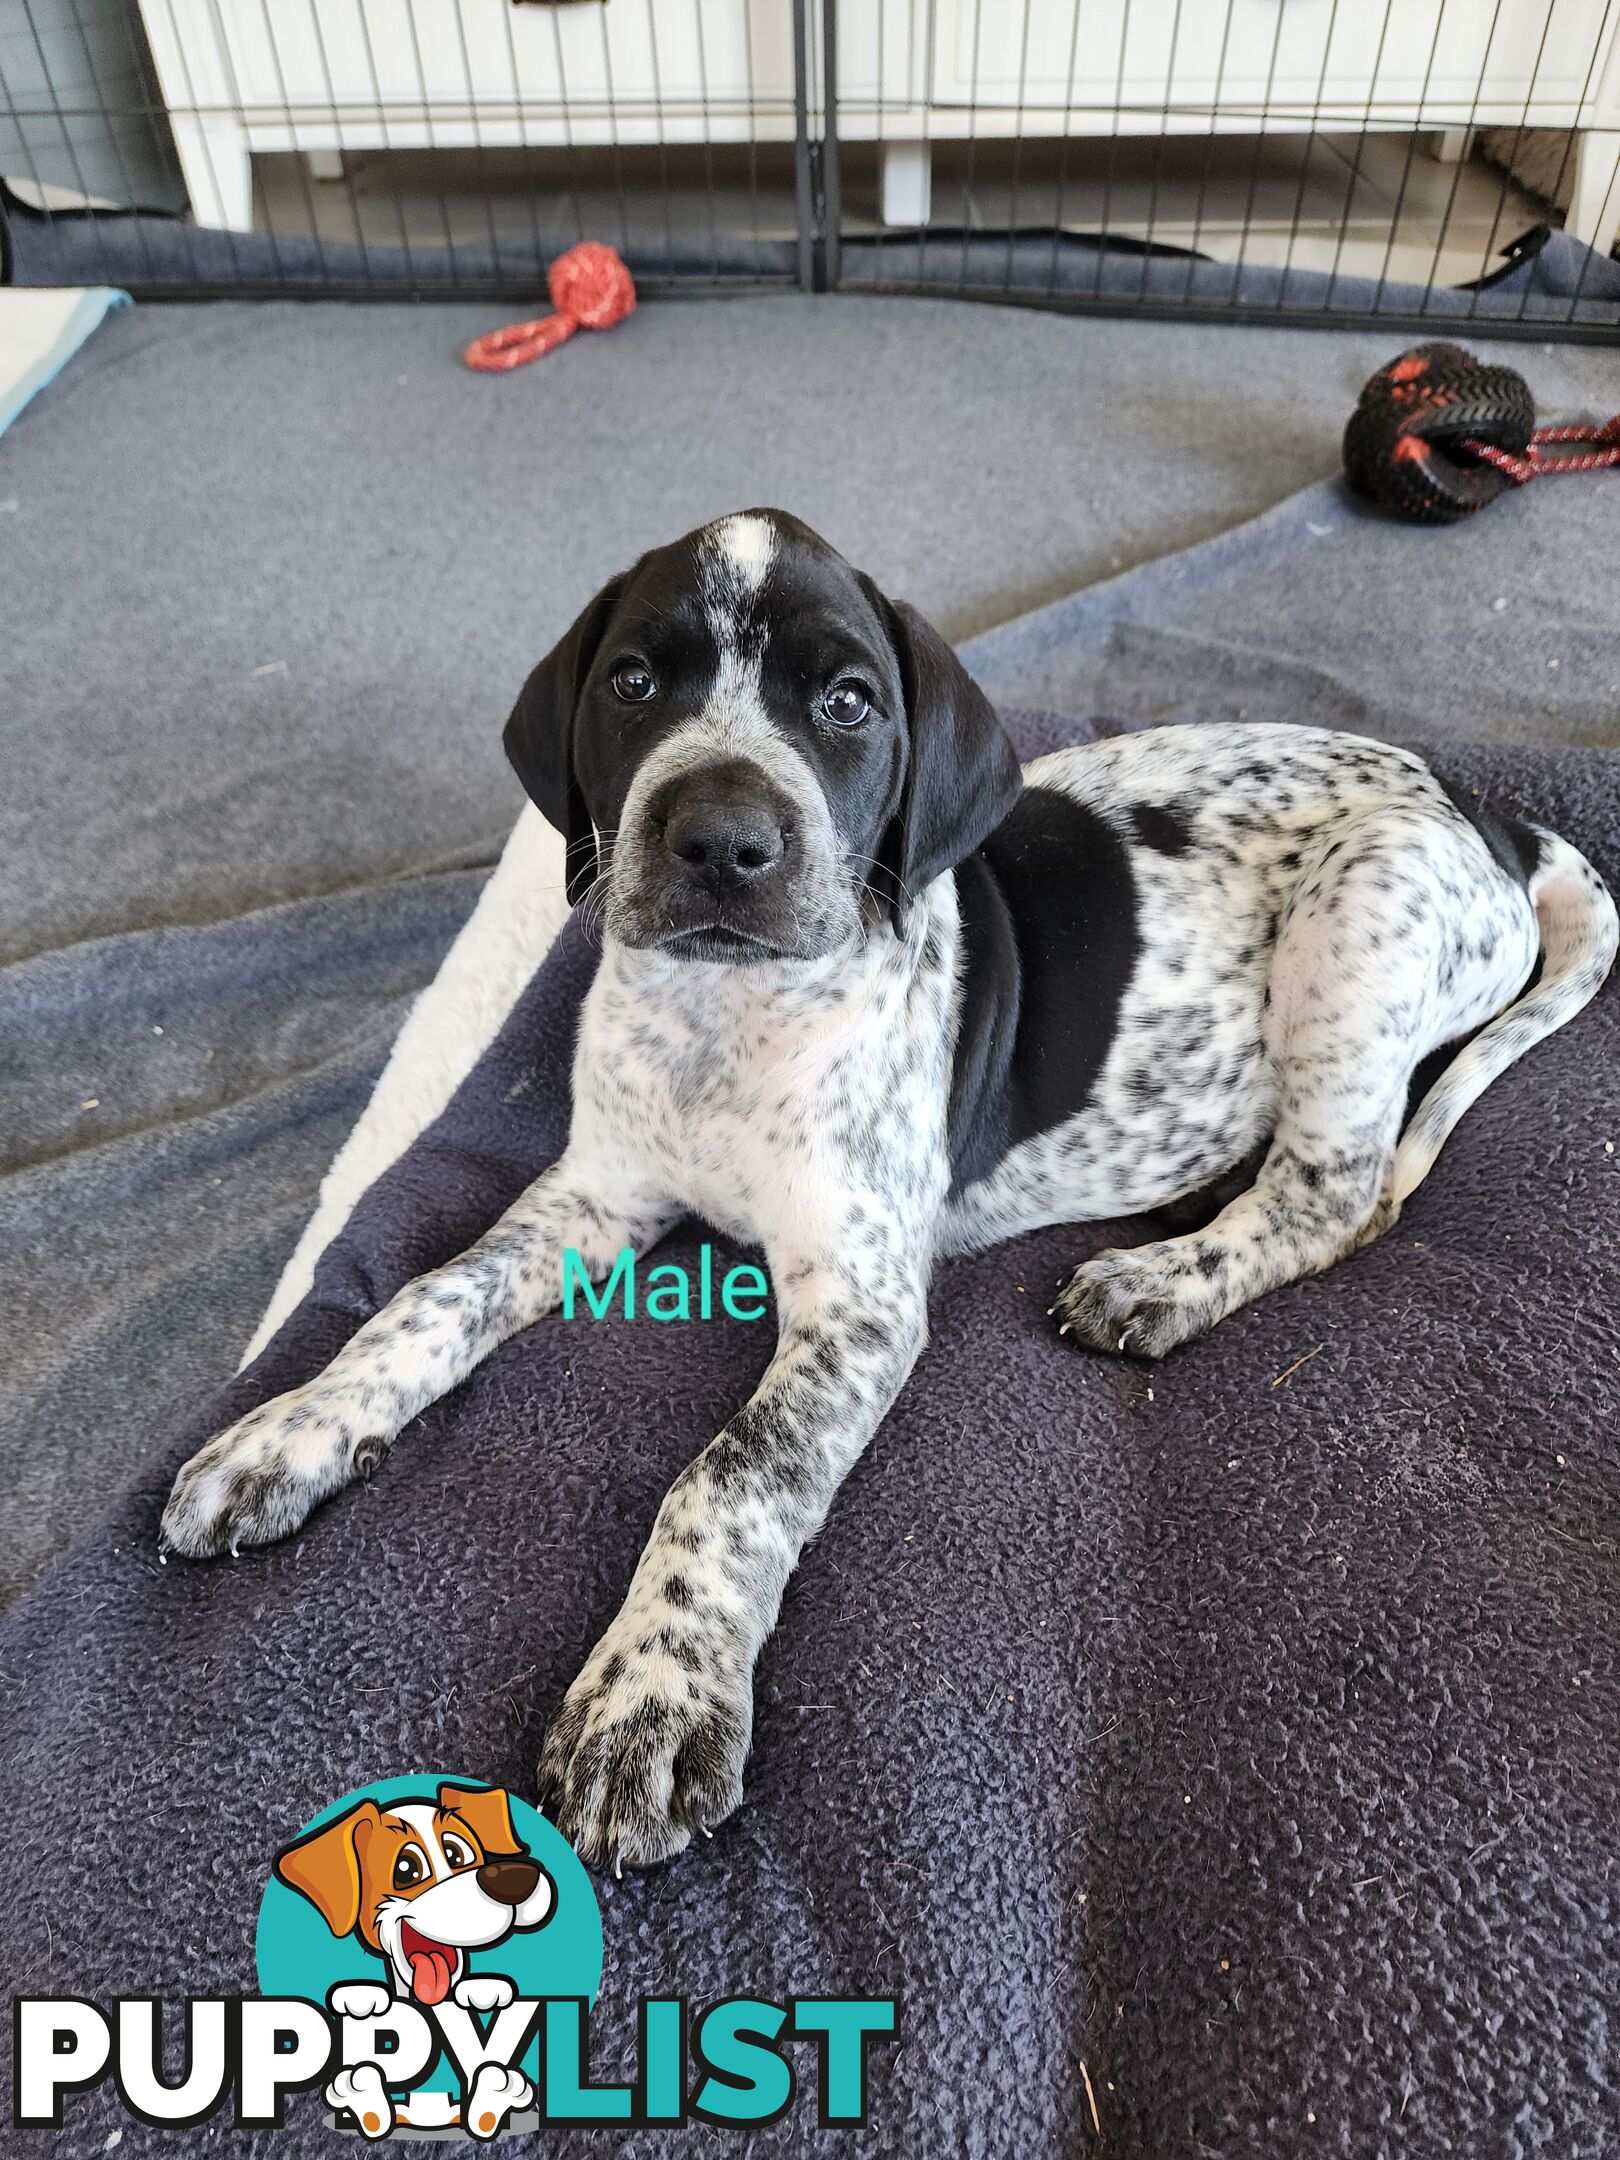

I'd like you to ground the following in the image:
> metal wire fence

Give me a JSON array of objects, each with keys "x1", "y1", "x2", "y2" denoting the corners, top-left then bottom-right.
[{"x1": 3, "y1": 0, "x2": 1618, "y2": 335}]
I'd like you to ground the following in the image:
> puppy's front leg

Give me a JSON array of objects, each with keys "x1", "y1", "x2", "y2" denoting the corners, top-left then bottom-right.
[
  {"x1": 539, "y1": 1248, "x2": 929, "y2": 1869},
  {"x1": 161, "y1": 1160, "x2": 676, "y2": 1558}
]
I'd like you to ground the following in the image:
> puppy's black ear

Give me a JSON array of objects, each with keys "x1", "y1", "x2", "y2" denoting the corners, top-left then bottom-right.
[
  {"x1": 867, "y1": 585, "x2": 1023, "y2": 924},
  {"x1": 504, "y1": 577, "x2": 624, "y2": 906}
]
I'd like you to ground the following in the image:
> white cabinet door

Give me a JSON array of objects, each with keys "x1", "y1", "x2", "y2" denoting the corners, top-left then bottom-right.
[{"x1": 931, "y1": 0, "x2": 1619, "y2": 127}]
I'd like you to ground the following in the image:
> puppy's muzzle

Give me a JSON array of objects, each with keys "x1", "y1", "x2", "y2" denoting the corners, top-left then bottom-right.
[
  {"x1": 611, "y1": 752, "x2": 850, "y2": 961},
  {"x1": 665, "y1": 795, "x2": 787, "y2": 898}
]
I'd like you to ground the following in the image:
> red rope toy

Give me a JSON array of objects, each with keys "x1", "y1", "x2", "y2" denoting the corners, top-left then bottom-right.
[
  {"x1": 1343, "y1": 341, "x2": 1620, "y2": 522},
  {"x1": 463, "y1": 242, "x2": 635, "y2": 373}
]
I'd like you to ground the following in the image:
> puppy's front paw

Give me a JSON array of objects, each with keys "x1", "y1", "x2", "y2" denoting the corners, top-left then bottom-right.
[
  {"x1": 1053, "y1": 1245, "x2": 1220, "y2": 1360},
  {"x1": 159, "y1": 1389, "x2": 385, "y2": 1558},
  {"x1": 329, "y1": 1980, "x2": 392, "y2": 2022},
  {"x1": 453, "y1": 1973, "x2": 515, "y2": 2013},
  {"x1": 538, "y1": 1624, "x2": 750, "y2": 1871}
]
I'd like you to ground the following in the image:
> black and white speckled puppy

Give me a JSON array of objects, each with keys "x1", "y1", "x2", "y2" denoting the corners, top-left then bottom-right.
[{"x1": 162, "y1": 510, "x2": 1617, "y2": 1868}]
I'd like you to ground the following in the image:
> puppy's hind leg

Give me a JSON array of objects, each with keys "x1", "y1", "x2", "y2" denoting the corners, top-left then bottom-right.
[
  {"x1": 1056, "y1": 812, "x2": 1498, "y2": 1357},
  {"x1": 1055, "y1": 1087, "x2": 1407, "y2": 1358}
]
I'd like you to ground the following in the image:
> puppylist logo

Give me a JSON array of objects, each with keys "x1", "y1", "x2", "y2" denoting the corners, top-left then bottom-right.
[{"x1": 13, "y1": 1774, "x2": 897, "y2": 2140}]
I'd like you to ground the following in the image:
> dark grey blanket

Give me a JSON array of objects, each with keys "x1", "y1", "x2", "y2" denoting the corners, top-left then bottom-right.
[
  {"x1": 2, "y1": 702, "x2": 1616, "y2": 2155},
  {"x1": 10, "y1": 181, "x2": 1620, "y2": 328}
]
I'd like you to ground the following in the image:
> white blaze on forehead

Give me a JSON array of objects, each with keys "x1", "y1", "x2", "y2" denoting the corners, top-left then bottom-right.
[
  {"x1": 706, "y1": 512, "x2": 775, "y2": 595},
  {"x1": 392, "y1": 1802, "x2": 451, "y2": 1879},
  {"x1": 697, "y1": 516, "x2": 776, "y2": 724},
  {"x1": 697, "y1": 516, "x2": 779, "y2": 693}
]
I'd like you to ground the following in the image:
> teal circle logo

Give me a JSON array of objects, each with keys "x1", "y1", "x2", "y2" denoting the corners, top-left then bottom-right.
[{"x1": 255, "y1": 1774, "x2": 601, "y2": 2130}]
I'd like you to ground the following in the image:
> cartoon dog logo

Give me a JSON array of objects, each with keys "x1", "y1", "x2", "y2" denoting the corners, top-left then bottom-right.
[{"x1": 274, "y1": 1782, "x2": 555, "y2": 2139}]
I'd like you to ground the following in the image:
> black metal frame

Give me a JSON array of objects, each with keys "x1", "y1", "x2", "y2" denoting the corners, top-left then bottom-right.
[
  {"x1": 0, "y1": 0, "x2": 1615, "y2": 338},
  {"x1": 819, "y1": 0, "x2": 1620, "y2": 340}
]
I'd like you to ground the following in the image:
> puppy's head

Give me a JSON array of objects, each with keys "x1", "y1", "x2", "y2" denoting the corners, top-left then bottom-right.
[
  {"x1": 274, "y1": 1783, "x2": 553, "y2": 2005},
  {"x1": 504, "y1": 510, "x2": 1022, "y2": 961}
]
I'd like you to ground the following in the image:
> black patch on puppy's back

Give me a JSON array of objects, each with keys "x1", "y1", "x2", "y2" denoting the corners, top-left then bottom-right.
[
  {"x1": 948, "y1": 787, "x2": 1140, "y2": 1191},
  {"x1": 1129, "y1": 801, "x2": 1194, "y2": 857}
]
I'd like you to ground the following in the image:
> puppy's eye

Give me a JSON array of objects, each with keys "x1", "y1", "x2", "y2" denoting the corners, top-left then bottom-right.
[
  {"x1": 441, "y1": 1835, "x2": 475, "y2": 1870},
  {"x1": 821, "y1": 681, "x2": 870, "y2": 728},
  {"x1": 610, "y1": 659, "x2": 657, "y2": 704},
  {"x1": 392, "y1": 1846, "x2": 427, "y2": 1891}
]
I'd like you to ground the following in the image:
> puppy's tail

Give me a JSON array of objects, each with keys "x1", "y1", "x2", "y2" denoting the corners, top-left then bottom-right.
[{"x1": 1391, "y1": 826, "x2": 1617, "y2": 1209}]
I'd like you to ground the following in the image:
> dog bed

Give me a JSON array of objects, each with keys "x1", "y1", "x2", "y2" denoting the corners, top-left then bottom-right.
[{"x1": 3, "y1": 470, "x2": 1619, "y2": 2152}]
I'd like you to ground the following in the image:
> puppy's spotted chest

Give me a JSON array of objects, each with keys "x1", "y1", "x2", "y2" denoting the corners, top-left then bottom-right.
[
  {"x1": 163, "y1": 509, "x2": 1617, "y2": 1873},
  {"x1": 580, "y1": 917, "x2": 956, "y2": 1249}
]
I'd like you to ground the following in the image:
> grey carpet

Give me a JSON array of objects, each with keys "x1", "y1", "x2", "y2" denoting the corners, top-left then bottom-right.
[{"x1": 3, "y1": 290, "x2": 1618, "y2": 1617}]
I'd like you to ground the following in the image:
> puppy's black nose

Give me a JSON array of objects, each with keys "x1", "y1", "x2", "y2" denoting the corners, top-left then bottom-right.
[
  {"x1": 477, "y1": 1856, "x2": 541, "y2": 1905},
  {"x1": 665, "y1": 801, "x2": 785, "y2": 894}
]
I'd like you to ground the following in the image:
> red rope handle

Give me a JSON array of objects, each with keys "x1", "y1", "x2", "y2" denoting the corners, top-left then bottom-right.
[
  {"x1": 1463, "y1": 415, "x2": 1620, "y2": 488},
  {"x1": 464, "y1": 313, "x2": 579, "y2": 372}
]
